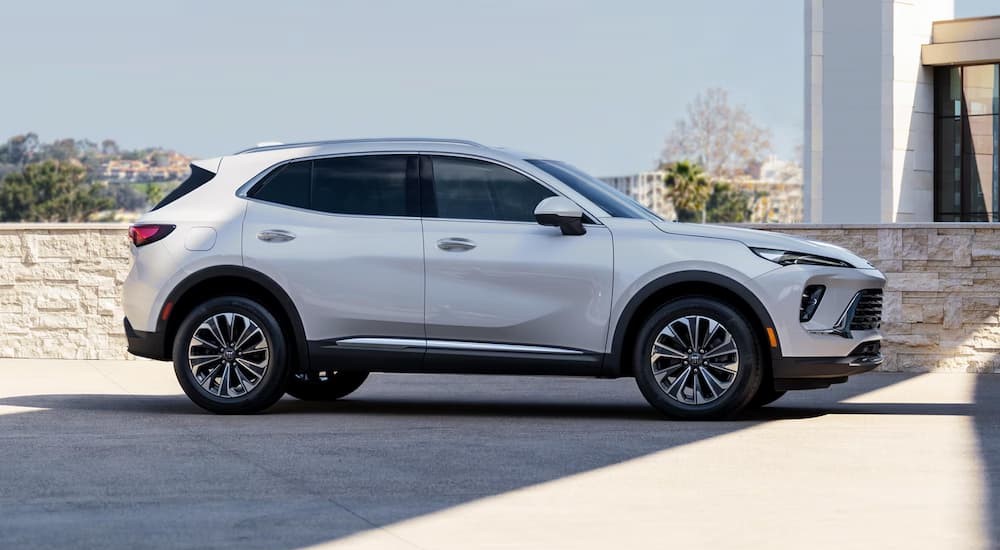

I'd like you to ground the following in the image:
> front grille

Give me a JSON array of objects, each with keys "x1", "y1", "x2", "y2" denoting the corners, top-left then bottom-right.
[{"x1": 849, "y1": 289, "x2": 883, "y2": 331}]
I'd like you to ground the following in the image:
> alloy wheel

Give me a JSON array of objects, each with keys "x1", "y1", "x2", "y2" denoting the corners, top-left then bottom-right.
[
  {"x1": 188, "y1": 312, "x2": 270, "y2": 398},
  {"x1": 650, "y1": 315, "x2": 740, "y2": 406}
]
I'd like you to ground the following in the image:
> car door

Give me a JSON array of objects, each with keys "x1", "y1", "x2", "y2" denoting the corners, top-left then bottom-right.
[
  {"x1": 420, "y1": 154, "x2": 614, "y2": 371},
  {"x1": 242, "y1": 153, "x2": 425, "y2": 367}
]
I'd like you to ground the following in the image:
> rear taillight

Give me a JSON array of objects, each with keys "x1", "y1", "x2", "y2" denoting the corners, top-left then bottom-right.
[{"x1": 129, "y1": 224, "x2": 175, "y2": 247}]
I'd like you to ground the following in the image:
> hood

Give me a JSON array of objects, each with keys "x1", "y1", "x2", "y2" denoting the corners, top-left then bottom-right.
[{"x1": 652, "y1": 221, "x2": 872, "y2": 269}]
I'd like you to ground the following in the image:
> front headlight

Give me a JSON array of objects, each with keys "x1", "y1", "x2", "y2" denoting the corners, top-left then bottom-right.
[{"x1": 750, "y1": 247, "x2": 853, "y2": 268}]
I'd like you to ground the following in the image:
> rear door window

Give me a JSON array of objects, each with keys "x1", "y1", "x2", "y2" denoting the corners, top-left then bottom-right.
[
  {"x1": 250, "y1": 155, "x2": 418, "y2": 216},
  {"x1": 252, "y1": 161, "x2": 311, "y2": 209},
  {"x1": 312, "y1": 155, "x2": 413, "y2": 216}
]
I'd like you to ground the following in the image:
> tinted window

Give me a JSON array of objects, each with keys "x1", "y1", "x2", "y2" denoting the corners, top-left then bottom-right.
[
  {"x1": 252, "y1": 161, "x2": 311, "y2": 209},
  {"x1": 526, "y1": 159, "x2": 662, "y2": 221},
  {"x1": 152, "y1": 165, "x2": 215, "y2": 211},
  {"x1": 250, "y1": 155, "x2": 417, "y2": 216},
  {"x1": 933, "y1": 64, "x2": 1000, "y2": 221},
  {"x1": 428, "y1": 156, "x2": 554, "y2": 222},
  {"x1": 313, "y1": 155, "x2": 410, "y2": 216}
]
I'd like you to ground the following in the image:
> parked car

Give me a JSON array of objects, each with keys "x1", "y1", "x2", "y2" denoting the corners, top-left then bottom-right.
[{"x1": 123, "y1": 138, "x2": 885, "y2": 418}]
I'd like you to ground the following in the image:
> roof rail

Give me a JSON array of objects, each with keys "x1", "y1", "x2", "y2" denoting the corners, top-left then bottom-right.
[{"x1": 235, "y1": 137, "x2": 485, "y2": 155}]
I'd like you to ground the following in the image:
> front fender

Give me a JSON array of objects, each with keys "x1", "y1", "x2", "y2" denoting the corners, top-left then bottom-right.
[{"x1": 603, "y1": 270, "x2": 781, "y2": 377}]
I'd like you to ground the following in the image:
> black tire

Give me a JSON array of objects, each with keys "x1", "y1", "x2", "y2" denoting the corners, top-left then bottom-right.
[
  {"x1": 286, "y1": 371, "x2": 369, "y2": 401},
  {"x1": 747, "y1": 386, "x2": 787, "y2": 408},
  {"x1": 633, "y1": 296, "x2": 763, "y2": 420},
  {"x1": 172, "y1": 296, "x2": 289, "y2": 414}
]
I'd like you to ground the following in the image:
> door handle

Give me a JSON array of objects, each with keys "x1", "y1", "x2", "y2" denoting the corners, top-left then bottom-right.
[
  {"x1": 437, "y1": 237, "x2": 476, "y2": 251},
  {"x1": 257, "y1": 229, "x2": 296, "y2": 243}
]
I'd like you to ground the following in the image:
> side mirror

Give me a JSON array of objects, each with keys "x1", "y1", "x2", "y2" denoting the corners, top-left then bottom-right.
[{"x1": 534, "y1": 196, "x2": 586, "y2": 236}]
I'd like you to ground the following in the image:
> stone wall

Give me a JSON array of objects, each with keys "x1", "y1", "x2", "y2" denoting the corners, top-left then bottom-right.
[
  {"x1": 1, "y1": 223, "x2": 999, "y2": 372},
  {"x1": 0, "y1": 224, "x2": 132, "y2": 359}
]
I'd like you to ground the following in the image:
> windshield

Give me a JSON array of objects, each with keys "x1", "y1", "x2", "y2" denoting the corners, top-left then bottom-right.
[{"x1": 526, "y1": 159, "x2": 662, "y2": 221}]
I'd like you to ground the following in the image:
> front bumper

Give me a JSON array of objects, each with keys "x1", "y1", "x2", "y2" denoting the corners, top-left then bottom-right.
[
  {"x1": 771, "y1": 341, "x2": 883, "y2": 390},
  {"x1": 124, "y1": 317, "x2": 169, "y2": 361},
  {"x1": 753, "y1": 265, "x2": 885, "y2": 358}
]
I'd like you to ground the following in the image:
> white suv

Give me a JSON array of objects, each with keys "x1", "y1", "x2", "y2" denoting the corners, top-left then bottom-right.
[{"x1": 123, "y1": 138, "x2": 885, "y2": 419}]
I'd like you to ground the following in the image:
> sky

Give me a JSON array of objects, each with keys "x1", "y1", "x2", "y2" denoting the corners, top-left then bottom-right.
[{"x1": 0, "y1": 0, "x2": 997, "y2": 176}]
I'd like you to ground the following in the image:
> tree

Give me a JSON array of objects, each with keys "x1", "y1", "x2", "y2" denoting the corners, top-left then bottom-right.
[
  {"x1": 43, "y1": 138, "x2": 79, "y2": 162},
  {"x1": 0, "y1": 133, "x2": 40, "y2": 165},
  {"x1": 706, "y1": 182, "x2": 752, "y2": 223},
  {"x1": 0, "y1": 160, "x2": 114, "y2": 222},
  {"x1": 661, "y1": 88, "x2": 773, "y2": 180},
  {"x1": 99, "y1": 182, "x2": 147, "y2": 211},
  {"x1": 664, "y1": 161, "x2": 712, "y2": 223},
  {"x1": 145, "y1": 183, "x2": 164, "y2": 206},
  {"x1": 101, "y1": 139, "x2": 120, "y2": 156}
]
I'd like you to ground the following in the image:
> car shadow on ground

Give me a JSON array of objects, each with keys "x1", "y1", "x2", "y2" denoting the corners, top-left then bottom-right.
[
  {"x1": 0, "y1": 372, "x2": 992, "y2": 549},
  {"x1": 974, "y1": 375, "x2": 1000, "y2": 546}
]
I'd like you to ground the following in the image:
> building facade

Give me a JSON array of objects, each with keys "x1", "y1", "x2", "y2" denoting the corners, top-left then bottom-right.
[{"x1": 805, "y1": 0, "x2": 1000, "y2": 223}]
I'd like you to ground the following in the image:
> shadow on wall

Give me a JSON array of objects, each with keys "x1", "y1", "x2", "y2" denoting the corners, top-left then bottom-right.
[{"x1": 0, "y1": 373, "x2": 989, "y2": 549}]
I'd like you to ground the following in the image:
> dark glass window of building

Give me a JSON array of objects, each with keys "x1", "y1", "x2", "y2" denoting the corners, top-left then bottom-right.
[{"x1": 934, "y1": 64, "x2": 1000, "y2": 221}]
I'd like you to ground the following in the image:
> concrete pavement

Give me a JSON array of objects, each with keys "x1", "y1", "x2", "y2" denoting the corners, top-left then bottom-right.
[{"x1": 0, "y1": 359, "x2": 997, "y2": 549}]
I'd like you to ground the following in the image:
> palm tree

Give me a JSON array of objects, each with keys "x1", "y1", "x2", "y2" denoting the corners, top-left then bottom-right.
[{"x1": 663, "y1": 160, "x2": 712, "y2": 223}]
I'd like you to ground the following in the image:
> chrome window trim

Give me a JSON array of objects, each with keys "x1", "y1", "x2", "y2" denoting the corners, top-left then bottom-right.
[{"x1": 329, "y1": 337, "x2": 585, "y2": 355}]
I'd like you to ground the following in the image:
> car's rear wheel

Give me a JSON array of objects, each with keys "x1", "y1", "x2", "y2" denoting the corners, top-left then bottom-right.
[
  {"x1": 286, "y1": 371, "x2": 369, "y2": 401},
  {"x1": 172, "y1": 296, "x2": 288, "y2": 414},
  {"x1": 633, "y1": 297, "x2": 762, "y2": 420}
]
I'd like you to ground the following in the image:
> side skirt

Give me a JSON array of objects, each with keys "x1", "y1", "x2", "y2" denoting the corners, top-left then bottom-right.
[{"x1": 308, "y1": 338, "x2": 604, "y2": 376}]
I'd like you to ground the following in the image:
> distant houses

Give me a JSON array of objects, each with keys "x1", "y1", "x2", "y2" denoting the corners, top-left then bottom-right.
[{"x1": 99, "y1": 151, "x2": 190, "y2": 183}]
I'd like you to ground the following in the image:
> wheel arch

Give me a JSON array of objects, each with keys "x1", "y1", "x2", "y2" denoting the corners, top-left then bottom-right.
[
  {"x1": 157, "y1": 265, "x2": 309, "y2": 371},
  {"x1": 604, "y1": 271, "x2": 781, "y2": 378}
]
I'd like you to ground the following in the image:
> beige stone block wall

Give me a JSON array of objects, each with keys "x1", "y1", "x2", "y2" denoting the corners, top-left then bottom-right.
[
  {"x1": 0, "y1": 224, "x2": 132, "y2": 360},
  {"x1": 1, "y1": 223, "x2": 999, "y2": 372}
]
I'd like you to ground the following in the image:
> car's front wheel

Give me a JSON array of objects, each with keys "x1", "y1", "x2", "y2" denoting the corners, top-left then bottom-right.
[
  {"x1": 286, "y1": 371, "x2": 369, "y2": 401},
  {"x1": 173, "y1": 296, "x2": 289, "y2": 414},
  {"x1": 633, "y1": 297, "x2": 762, "y2": 420}
]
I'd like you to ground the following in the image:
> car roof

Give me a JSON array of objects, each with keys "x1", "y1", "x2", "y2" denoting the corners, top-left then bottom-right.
[
  {"x1": 231, "y1": 137, "x2": 550, "y2": 168},
  {"x1": 236, "y1": 137, "x2": 488, "y2": 155}
]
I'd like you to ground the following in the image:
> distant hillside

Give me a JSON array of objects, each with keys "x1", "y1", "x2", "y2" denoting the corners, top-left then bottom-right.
[
  {"x1": 0, "y1": 133, "x2": 192, "y2": 219},
  {"x1": 0, "y1": 133, "x2": 191, "y2": 182}
]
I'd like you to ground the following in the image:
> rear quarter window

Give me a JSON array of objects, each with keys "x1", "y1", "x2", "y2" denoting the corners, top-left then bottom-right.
[{"x1": 152, "y1": 165, "x2": 216, "y2": 210}]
